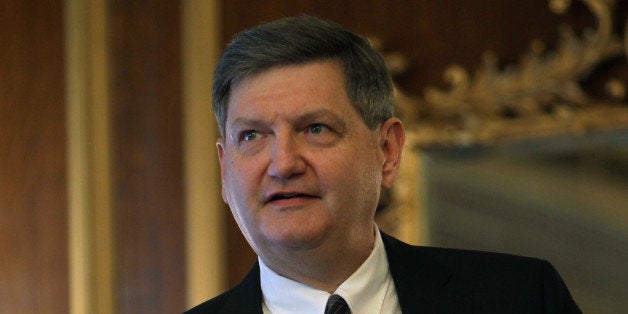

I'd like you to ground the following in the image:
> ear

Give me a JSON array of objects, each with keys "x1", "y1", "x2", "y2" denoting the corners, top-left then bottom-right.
[
  {"x1": 216, "y1": 138, "x2": 229, "y2": 204},
  {"x1": 379, "y1": 118, "x2": 405, "y2": 190}
]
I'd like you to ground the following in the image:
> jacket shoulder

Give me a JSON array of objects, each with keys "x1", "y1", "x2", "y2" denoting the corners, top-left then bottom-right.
[
  {"x1": 183, "y1": 263, "x2": 262, "y2": 314},
  {"x1": 381, "y1": 232, "x2": 581, "y2": 313},
  {"x1": 183, "y1": 289, "x2": 236, "y2": 314},
  {"x1": 383, "y1": 231, "x2": 554, "y2": 277}
]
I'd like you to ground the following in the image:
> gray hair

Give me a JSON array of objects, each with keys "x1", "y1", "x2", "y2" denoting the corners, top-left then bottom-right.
[{"x1": 212, "y1": 15, "x2": 394, "y2": 137}]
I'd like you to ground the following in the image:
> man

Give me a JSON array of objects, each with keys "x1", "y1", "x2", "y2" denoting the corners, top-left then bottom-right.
[{"x1": 186, "y1": 15, "x2": 581, "y2": 313}]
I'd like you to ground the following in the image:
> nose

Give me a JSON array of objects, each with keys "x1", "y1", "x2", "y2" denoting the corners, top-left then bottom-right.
[{"x1": 267, "y1": 133, "x2": 306, "y2": 180}]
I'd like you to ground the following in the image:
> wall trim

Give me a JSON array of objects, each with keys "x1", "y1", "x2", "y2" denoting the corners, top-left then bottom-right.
[
  {"x1": 65, "y1": 0, "x2": 114, "y2": 313},
  {"x1": 182, "y1": 0, "x2": 227, "y2": 307}
]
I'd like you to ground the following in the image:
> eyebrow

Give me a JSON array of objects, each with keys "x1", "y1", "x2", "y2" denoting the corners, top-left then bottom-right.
[
  {"x1": 293, "y1": 109, "x2": 347, "y2": 130},
  {"x1": 228, "y1": 108, "x2": 347, "y2": 135}
]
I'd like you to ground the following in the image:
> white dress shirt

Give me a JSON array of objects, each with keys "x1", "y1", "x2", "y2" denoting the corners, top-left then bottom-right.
[{"x1": 260, "y1": 227, "x2": 402, "y2": 313}]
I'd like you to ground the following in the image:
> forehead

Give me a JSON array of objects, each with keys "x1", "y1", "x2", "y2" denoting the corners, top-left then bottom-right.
[{"x1": 226, "y1": 61, "x2": 356, "y2": 123}]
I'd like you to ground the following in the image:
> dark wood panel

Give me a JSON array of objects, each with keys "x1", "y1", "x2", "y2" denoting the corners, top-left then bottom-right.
[
  {"x1": 109, "y1": 1, "x2": 186, "y2": 313},
  {"x1": 0, "y1": 1, "x2": 68, "y2": 313}
]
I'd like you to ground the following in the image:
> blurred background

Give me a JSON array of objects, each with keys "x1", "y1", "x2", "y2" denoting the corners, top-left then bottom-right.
[{"x1": 1, "y1": 1, "x2": 626, "y2": 313}]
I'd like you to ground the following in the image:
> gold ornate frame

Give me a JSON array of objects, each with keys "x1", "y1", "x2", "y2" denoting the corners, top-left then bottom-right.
[{"x1": 376, "y1": 0, "x2": 628, "y2": 245}]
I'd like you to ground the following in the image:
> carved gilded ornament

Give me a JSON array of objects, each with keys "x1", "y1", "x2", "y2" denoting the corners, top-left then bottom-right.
[
  {"x1": 375, "y1": 0, "x2": 628, "y2": 243},
  {"x1": 392, "y1": 0, "x2": 628, "y2": 148}
]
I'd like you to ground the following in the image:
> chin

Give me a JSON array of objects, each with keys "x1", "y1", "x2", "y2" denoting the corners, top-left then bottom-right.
[{"x1": 262, "y1": 224, "x2": 329, "y2": 250}]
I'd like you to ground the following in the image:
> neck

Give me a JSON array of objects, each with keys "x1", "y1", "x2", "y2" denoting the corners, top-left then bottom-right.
[{"x1": 260, "y1": 228, "x2": 375, "y2": 293}]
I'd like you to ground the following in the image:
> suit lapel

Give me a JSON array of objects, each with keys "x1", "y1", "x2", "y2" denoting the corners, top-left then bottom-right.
[{"x1": 381, "y1": 232, "x2": 452, "y2": 313}]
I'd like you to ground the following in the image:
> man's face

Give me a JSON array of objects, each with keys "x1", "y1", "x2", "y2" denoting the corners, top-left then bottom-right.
[{"x1": 217, "y1": 61, "x2": 402, "y2": 260}]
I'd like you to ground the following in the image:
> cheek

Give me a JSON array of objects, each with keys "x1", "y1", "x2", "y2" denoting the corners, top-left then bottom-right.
[
  {"x1": 223, "y1": 168, "x2": 257, "y2": 226},
  {"x1": 222, "y1": 159, "x2": 250, "y2": 201},
  {"x1": 328, "y1": 145, "x2": 382, "y2": 201},
  {"x1": 354, "y1": 142, "x2": 384, "y2": 198}
]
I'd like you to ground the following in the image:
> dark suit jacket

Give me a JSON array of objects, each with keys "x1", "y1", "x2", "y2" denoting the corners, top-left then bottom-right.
[{"x1": 185, "y1": 232, "x2": 581, "y2": 313}]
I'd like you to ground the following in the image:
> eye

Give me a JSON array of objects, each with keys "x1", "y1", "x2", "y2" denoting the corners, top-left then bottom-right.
[
  {"x1": 241, "y1": 130, "x2": 261, "y2": 141},
  {"x1": 307, "y1": 124, "x2": 330, "y2": 134},
  {"x1": 304, "y1": 123, "x2": 338, "y2": 146}
]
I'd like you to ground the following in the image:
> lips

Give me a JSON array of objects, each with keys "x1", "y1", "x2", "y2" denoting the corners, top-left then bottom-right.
[
  {"x1": 270, "y1": 193, "x2": 301, "y2": 201},
  {"x1": 264, "y1": 191, "x2": 316, "y2": 204}
]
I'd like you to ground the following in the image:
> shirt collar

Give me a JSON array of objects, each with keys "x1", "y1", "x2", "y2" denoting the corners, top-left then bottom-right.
[{"x1": 259, "y1": 226, "x2": 392, "y2": 313}]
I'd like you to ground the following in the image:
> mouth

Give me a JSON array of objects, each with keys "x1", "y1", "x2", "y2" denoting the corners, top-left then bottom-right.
[{"x1": 265, "y1": 192, "x2": 316, "y2": 204}]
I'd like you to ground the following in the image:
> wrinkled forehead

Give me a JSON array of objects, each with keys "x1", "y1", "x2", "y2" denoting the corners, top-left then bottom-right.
[
  {"x1": 228, "y1": 61, "x2": 345, "y2": 106},
  {"x1": 227, "y1": 59, "x2": 351, "y2": 110}
]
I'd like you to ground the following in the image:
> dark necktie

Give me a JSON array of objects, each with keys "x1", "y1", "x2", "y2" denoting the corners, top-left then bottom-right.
[{"x1": 324, "y1": 294, "x2": 351, "y2": 314}]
